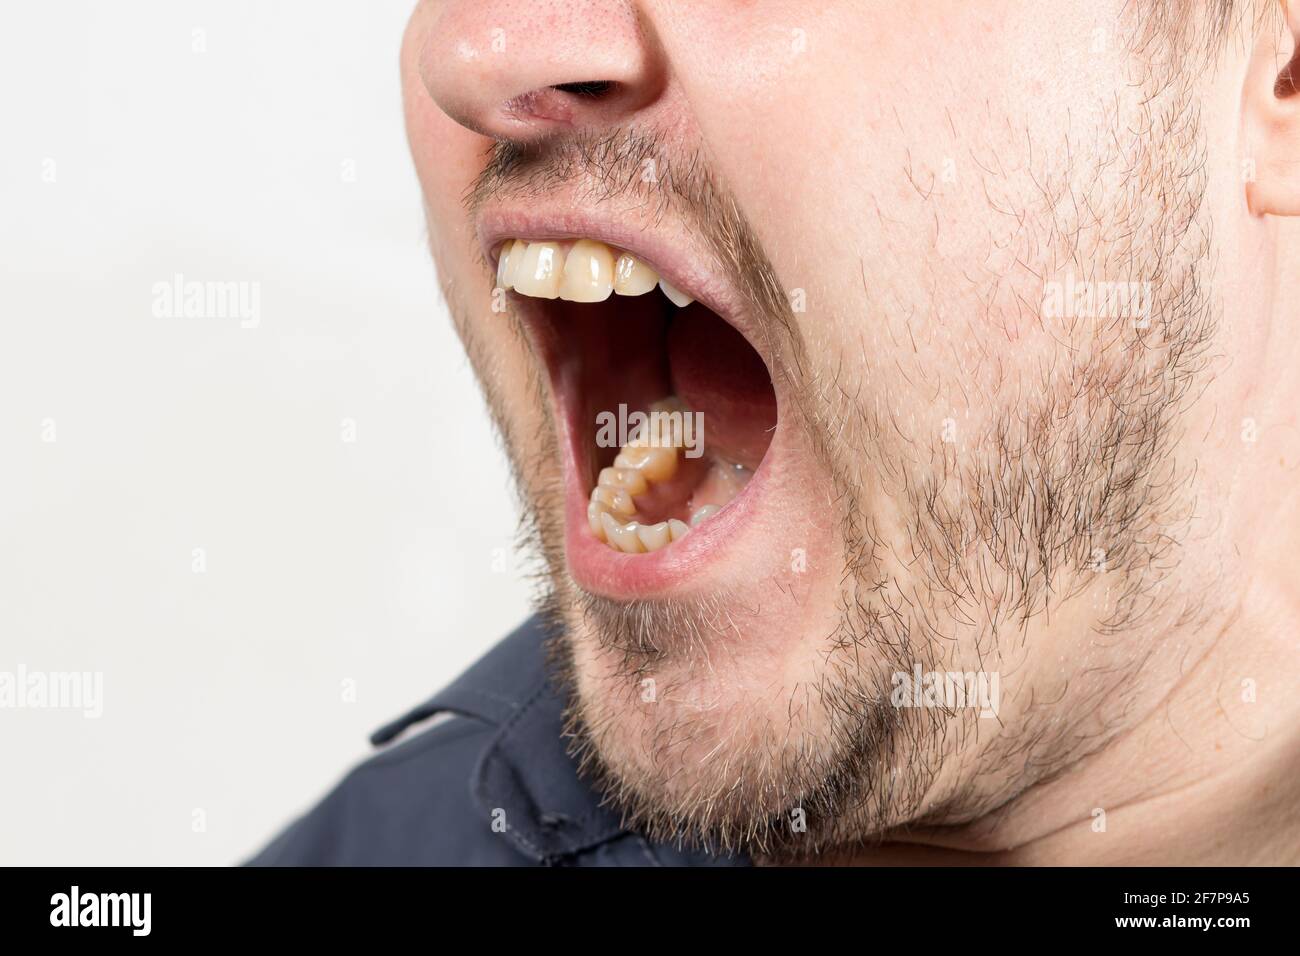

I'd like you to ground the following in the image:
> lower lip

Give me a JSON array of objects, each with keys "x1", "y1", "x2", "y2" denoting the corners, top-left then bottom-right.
[{"x1": 559, "y1": 396, "x2": 775, "y2": 598}]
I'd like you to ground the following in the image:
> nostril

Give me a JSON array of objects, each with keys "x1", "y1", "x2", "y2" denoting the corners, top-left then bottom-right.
[
  {"x1": 552, "y1": 81, "x2": 615, "y2": 98},
  {"x1": 501, "y1": 81, "x2": 623, "y2": 128}
]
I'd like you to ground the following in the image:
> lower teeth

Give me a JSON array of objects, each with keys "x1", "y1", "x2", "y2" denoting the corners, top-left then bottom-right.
[
  {"x1": 588, "y1": 397, "x2": 751, "y2": 554},
  {"x1": 689, "y1": 505, "x2": 720, "y2": 527}
]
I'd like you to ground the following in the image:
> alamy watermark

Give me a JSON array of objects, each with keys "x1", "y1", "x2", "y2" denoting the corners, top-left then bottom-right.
[
  {"x1": 50, "y1": 886, "x2": 150, "y2": 936},
  {"x1": 151, "y1": 273, "x2": 261, "y2": 328},
  {"x1": 891, "y1": 664, "x2": 1000, "y2": 719},
  {"x1": 0, "y1": 666, "x2": 103, "y2": 718},
  {"x1": 1041, "y1": 272, "x2": 1152, "y2": 326},
  {"x1": 595, "y1": 403, "x2": 705, "y2": 459}
]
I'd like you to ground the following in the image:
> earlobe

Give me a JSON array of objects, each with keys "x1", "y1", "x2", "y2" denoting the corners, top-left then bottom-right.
[{"x1": 1246, "y1": 1, "x2": 1300, "y2": 216}]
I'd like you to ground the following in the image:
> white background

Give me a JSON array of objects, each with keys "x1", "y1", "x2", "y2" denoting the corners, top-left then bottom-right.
[{"x1": 0, "y1": 1, "x2": 531, "y2": 864}]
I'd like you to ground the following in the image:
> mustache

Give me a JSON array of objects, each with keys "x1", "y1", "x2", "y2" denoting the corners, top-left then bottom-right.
[
  {"x1": 465, "y1": 128, "x2": 704, "y2": 225},
  {"x1": 464, "y1": 128, "x2": 805, "y2": 368}
]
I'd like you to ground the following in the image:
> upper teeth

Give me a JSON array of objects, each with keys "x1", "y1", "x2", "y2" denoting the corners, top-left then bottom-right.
[{"x1": 497, "y1": 238, "x2": 694, "y2": 307}]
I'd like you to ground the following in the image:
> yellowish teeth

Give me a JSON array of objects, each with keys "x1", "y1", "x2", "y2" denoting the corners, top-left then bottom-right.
[
  {"x1": 598, "y1": 466, "x2": 648, "y2": 496},
  {"x1": 496, "y1": 239, "x2": 518, "y2": 290},
  {"x1": 614, "y1": 444, "x2": 678, "y2": 484},
  {"x1": 514, "y1": 241, "x2": 562, "y2": 299},
  {"x1": 505, "y1": 242, "x2": 529, "y2": 289},
  {"x1": 658, "y1": 278, "x2": 694, "y2": 308},
  {"x1": 588, "y1": 500, "x2": 610, "y2": 540},
  {"x1": 601, "y1": 512, "x2": 645, "y2": 554},
  {"x1": 497, "y1": 238, "x2": 691, "y2": 307},
  {"x1": 636, "y1": 521, "x2": 671, "y2": 551},
  {"x1": 590, "y1": 397, "x2": 691, "y2": 554},
  {"x1": 592, "y1": 485, "x2": 636, "y2": 516},
  {"x1": 586, "y1": 396, "x2": 735, "y2": 554},
  {"x1": 559, "y1": 239, "x2": 614, "y2": 303},
  {"x1": 613, "y1": 253, "x2": 658, "y2": 295}
]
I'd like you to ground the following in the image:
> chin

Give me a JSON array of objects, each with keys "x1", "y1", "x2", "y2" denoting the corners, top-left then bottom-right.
[{"x1": 540, "y1": 551, "x2": 938, "y2": 856}]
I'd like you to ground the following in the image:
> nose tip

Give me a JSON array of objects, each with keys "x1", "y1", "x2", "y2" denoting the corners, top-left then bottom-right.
[{"x1": 419, "y1": 0, "x2": 664, "y2": 141}]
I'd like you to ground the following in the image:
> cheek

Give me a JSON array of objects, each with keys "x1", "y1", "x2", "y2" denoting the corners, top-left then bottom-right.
[{"x1": 664, "y1": 0, "x2": 1128, "y2": 384}]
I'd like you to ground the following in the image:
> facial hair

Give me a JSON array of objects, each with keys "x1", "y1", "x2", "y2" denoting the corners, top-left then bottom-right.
[{"x1": 449, "y1": 70, "x2": 1219, "y2": 860}]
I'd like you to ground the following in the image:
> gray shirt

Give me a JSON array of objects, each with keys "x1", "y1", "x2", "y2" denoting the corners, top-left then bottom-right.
[{"x1": 247, "y1": 617, "x2": 748, "y2": 867}]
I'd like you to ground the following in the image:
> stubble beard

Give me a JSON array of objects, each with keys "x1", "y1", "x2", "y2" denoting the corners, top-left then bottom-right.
[{"x1": 456, "y1": 74, "x2": 1222, "y2": 860}]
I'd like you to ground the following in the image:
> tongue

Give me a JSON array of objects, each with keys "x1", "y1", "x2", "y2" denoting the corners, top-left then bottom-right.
[{"x1": 667, "y1": 308, "x2": 776, "y2": 471}]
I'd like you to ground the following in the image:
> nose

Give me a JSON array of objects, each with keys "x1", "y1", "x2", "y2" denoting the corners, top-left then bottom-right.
[{"x1": 419, "y1": 0, "x2": 666, "y2": 141}]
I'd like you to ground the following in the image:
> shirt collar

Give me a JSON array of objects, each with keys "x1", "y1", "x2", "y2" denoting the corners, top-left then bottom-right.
[{"x1": 371, "y1": 616, "x2": 746, "y2": 866}]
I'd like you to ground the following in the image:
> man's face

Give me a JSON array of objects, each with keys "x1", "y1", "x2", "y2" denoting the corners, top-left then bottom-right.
[{"x1": 400, "y1": 1, "x2": 1259, "y2": 856}]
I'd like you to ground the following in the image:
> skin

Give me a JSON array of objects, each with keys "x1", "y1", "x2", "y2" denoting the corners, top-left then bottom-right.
[{"x1": 401, "y1": 0, "x2": 1300, "y2": 863}]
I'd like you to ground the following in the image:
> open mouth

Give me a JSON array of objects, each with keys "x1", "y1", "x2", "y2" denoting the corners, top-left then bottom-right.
[{"x1": 494, "y1": 236, "x2": 778, "y2": 571}]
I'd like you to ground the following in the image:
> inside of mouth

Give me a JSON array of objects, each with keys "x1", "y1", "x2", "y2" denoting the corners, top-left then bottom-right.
[{"x1": 565, "y1": 287, "x2": 777, "y2": 554}]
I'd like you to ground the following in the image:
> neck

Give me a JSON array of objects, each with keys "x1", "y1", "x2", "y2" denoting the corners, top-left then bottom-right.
[
  {"x1": 837, "y1": 433, "x2": 1300, "y2": 866},
  {"x1": 902, "y1": 589, "x2": 1298, "y2": 865}
]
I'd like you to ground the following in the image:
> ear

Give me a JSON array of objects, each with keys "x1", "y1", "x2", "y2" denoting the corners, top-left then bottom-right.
[{"x1": 1246, "y1": 1, "x2": 1300, "y2": 215}]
